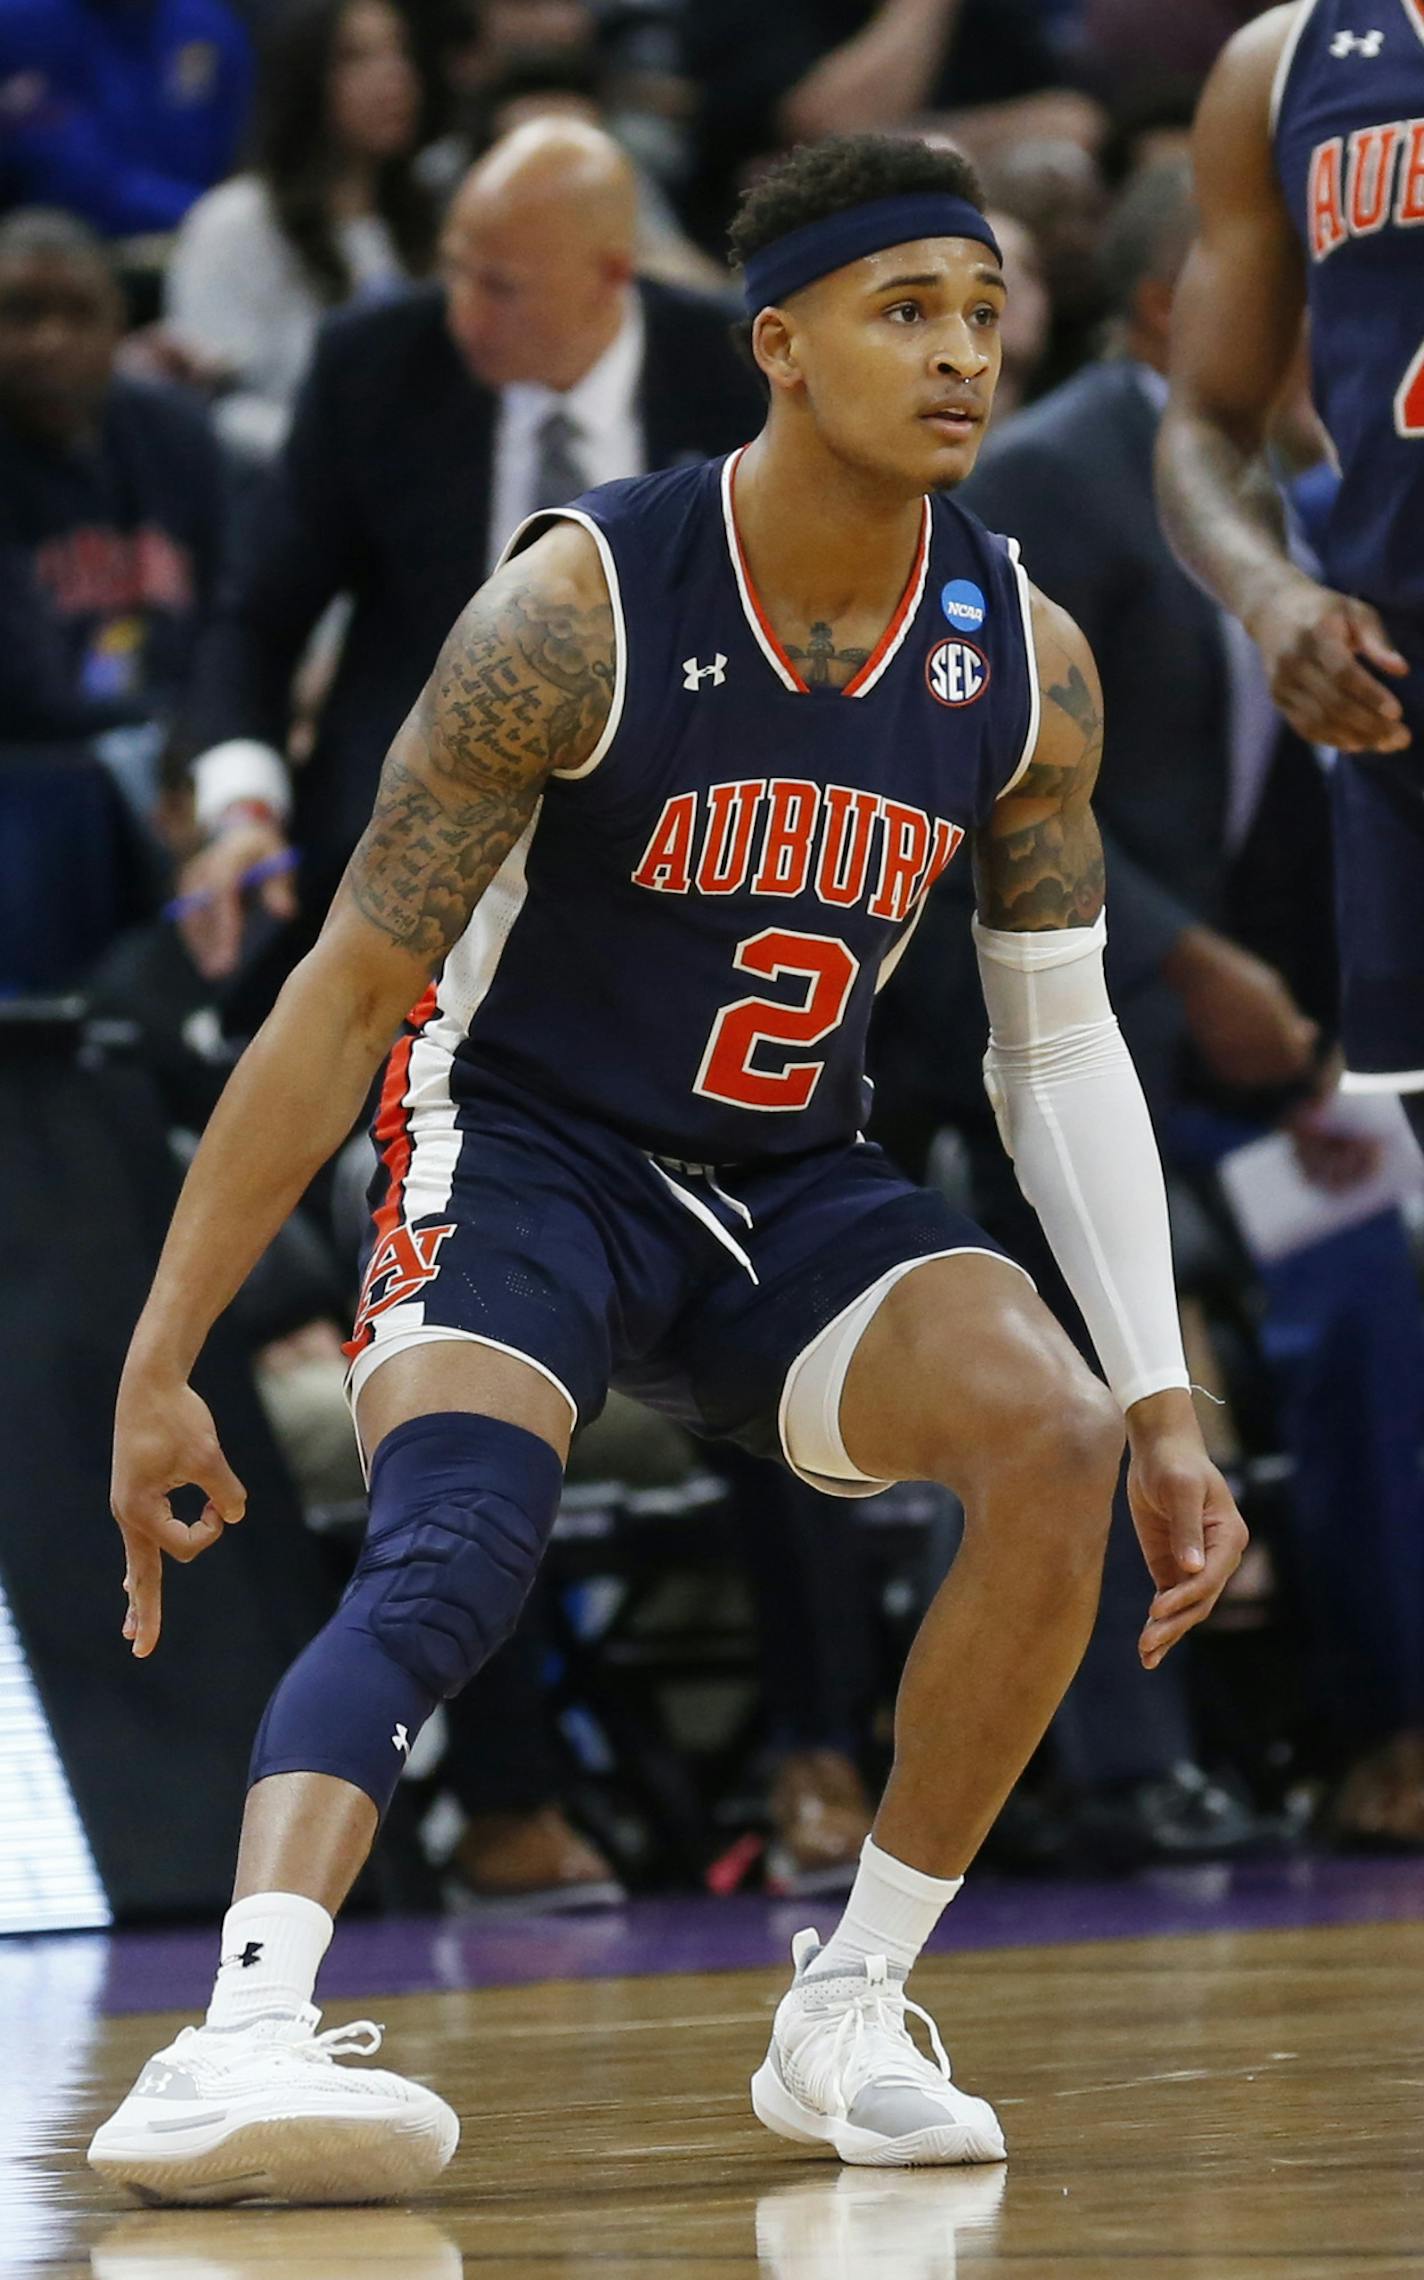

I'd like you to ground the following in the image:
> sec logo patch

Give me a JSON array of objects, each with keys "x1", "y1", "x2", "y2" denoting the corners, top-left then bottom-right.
[{"x1": 925, "y1": 638, "x2": 990, "y2": 707}]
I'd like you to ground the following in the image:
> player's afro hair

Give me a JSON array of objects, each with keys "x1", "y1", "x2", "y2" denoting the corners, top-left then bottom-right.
[{"x1": 728, "y1": 134, "x2": 988, "y2": 272}]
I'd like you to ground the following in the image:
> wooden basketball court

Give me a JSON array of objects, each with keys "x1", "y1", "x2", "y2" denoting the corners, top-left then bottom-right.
[{"x1": 14, "y1": 1915, "x2": 1424, "y2": 2277}]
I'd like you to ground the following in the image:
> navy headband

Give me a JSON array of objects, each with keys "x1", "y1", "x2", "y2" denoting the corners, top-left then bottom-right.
[{"x1": 741, "y1": 194, "x2": 1003, "y2": 316}]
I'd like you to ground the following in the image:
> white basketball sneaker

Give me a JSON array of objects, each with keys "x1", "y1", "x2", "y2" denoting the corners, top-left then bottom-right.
[
  {"x1": 87, "y1": 2006, "x2": 459, "y2": 2206},
  {"x1": 750, "y1": 1930, "x2": 1006, "y2": 2168}
]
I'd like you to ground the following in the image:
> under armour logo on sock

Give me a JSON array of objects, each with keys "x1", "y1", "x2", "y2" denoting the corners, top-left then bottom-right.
[
  {"x1": 220, "y1": 1940, "x2": 265, "y2": 1970},
  {"x1": 392, "y1": 1723, "x2": 411, "y2": 1758}
]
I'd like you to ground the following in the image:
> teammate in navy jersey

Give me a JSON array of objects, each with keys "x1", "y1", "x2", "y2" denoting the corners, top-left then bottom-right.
[
  {"x1": 95, "y1": 134, "x2": 1245, "y2": 2205},
  {"x1": 1158, "y1": 0, "x2": 1424, "y2": 1133}
]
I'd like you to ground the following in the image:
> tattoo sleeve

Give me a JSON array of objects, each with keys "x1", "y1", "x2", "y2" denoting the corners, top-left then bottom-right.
[
  {"x1": 972, "y1": 593, "x2": 1107, "y2": 931},
  {"x1": 338, "y1": 542, "x2": 614, "y2": 971}
]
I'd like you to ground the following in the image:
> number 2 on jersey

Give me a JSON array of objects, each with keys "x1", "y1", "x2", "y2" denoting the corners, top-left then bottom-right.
[{"x1": 694, "y1": 928, "x2": 859, "y2": 1111}]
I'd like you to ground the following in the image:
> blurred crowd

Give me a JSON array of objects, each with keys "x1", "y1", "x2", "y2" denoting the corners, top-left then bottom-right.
[{"x1": 2, "y1": 0, "x2": 1423, "y2": 1920}]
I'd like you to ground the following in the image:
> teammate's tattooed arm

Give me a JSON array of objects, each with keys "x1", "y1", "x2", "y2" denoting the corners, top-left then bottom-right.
[
  {"x1": 972, "y1": 588, "x2": 1106, "y2": 932},
  {"x1": 1155, "y1": 10, "x2": 1408, "y2": 753},
  {"x1": 110, "y1": 524, "x2": 614, "y2": 1655}
]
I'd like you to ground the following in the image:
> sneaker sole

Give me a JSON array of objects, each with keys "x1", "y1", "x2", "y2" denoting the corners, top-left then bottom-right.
[
  {"x1": 749, "y1": 2058, "x2": 1006, "y2": 2169},
  {"x1": 88, "y1": 2102, "x2": 458, "y2": 2207}
]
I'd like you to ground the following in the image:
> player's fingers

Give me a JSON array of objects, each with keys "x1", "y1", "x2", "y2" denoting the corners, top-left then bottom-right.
[
  {"x1": 195, "y1": 1440, "x2": 247, "y2": 1526},
  {"x1": 1154, "y1": 1471, "x2": 1206, "y2": 1579},
  {"x1": 1139, "y1": 1521, "x2": 1246, "y2": 1665},
  {"x1": 1149, "y1": 1513, "x2": 1246, "y2": 1621},
  {"x1": 1341, "y1": 598, "x2": 1409, "y2": 677},
  {"x1": 122, "y1": 1535, "x2": 163, "y2": 1657},
  {"x1": 1138, "y1": 1590, "x2": 1211, "y2": 1665},
  {"x1": 147, "y1": 1506, "x2": 226, "y2": 1564}
]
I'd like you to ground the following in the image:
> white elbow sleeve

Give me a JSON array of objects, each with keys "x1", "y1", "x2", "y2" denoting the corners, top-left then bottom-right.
[{"x1": 973, "y1": 911, "x2": 1188, "y2": 1412}]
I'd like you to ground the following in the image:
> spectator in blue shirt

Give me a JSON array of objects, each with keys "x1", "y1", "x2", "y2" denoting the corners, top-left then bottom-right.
[
  {"x1": 0, "y1": 0, "x2": 253, "y2": 236},
  {"x1": 0, "y1": 206, "x2": 229, "y2": 741}
]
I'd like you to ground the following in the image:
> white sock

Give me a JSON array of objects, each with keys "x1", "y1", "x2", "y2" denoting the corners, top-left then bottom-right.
[
  {"x1": 809, "y1": 1837, "x2": 962, "y2": 1979},
  {"x1": 204, "y1": 1892, "x2": 334, "y2": 2030}
]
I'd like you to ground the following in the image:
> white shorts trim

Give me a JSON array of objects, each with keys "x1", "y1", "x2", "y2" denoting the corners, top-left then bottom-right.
[
  {"x1": 1340, "y1": 1065, "x2": 1424, "y2": 1096},
  {"x1": 344, "y1": 1325, "x2": 579, "y2": 1481},
  {"x1": 777, "y1": 1247, "x2": 1037, "y2": 1499}
]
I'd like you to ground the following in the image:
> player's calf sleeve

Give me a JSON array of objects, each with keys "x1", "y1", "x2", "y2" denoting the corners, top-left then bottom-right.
[{"x1": 248, "y1": 1411, "x2": 565, "y2": 1816}]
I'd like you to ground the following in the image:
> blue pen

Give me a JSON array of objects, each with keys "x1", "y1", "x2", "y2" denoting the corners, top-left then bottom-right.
[{"x1": 161, "y1": 845, "x2": 300, "y2": 924}]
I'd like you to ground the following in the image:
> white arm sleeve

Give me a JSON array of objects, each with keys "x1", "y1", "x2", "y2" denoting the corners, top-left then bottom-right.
[{"x1": 973, "y1": 910, "x2": 1189, "y2": 1413}]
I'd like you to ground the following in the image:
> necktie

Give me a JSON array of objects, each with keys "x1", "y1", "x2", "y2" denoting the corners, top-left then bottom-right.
[{"x1": 531, "y1": 408, "x2": 586, "y2": 512}]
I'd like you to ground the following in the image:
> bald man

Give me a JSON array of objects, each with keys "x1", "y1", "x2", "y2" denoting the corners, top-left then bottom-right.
[{"x1": 183, "y1": 119, "x2": 759, "y2": 986}]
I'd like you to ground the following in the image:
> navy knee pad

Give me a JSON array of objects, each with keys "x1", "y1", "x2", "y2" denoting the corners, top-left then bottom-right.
[
  {"x1": 356, "y1": 1410, "x2": 564, "y2": 1695},
  {"x1": 249, "y1": 1411, "x2": 564, "y2": 1816}
]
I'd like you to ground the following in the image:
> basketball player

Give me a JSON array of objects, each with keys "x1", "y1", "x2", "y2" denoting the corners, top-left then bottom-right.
[
  {"x1": 91, "y1": 135, "x2": 1246, "y2": 2204},
  {"x1": 1157, "y1": 1, "x2": 1424, "y2": 1141}
]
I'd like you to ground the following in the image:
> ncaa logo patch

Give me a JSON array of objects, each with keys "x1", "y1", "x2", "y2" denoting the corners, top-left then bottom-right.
[
  {"x1": 926, "y1": 638, "x2": 990, "y2": 707},
  {"x1": 940, "y1": 579, "x2": 987, "y2": 633}
]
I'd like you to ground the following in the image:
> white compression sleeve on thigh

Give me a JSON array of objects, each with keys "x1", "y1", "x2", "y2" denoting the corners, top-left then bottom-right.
[{"x1": 973, "y1": 911, "x2": 1188, "y2": 1413}]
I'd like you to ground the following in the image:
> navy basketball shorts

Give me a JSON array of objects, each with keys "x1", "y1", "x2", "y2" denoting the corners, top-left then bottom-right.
[
  {"x1": 1331, "y1": 630, "x2": 1424, "y2": 1092},
  {"x1": 343, "y1": 1061, "x2": 1028, "y2": 1497}
]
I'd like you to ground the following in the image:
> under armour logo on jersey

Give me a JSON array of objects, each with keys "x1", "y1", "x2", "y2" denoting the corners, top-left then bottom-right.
[
  {"x1": 682, "y1": 653, "x2": 727, "y2": 690},
  {"x1": 1330, "y1": 28, "x2": 1384, "y2": 54},
  {"x1": 392, "y1": 1723, "x2": 411, "y2": 1758}
]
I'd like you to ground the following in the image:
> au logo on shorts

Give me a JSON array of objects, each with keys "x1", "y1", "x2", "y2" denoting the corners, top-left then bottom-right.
[
  {"x1": 347, "y1": 1221, "x2": 457, "y2": 1348},
  {"x1": 925, "y1": 638, "x2": 990, "y2": 707}
]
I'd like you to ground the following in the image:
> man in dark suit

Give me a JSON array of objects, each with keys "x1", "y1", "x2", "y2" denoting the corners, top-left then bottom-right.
[{"x1": 180, "y1": 116, "x2": 761, "y2": 976}]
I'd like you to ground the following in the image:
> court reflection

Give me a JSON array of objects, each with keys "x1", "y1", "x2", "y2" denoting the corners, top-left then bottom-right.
[
  {"x1": 90, "y1": 2206, "x2": 462, "y2": 2279},
  {"x1": 755, "y1": 2163, "x2": 1007, "y2": 2276}
]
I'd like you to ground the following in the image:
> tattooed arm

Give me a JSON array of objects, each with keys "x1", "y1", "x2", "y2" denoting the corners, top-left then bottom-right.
[
  {"x1": 971, "y1": 588, "x2": 1104, "y2": 934},
  {"x1": 109, "y1": 525, "x2": 613, "y2": 1652}
]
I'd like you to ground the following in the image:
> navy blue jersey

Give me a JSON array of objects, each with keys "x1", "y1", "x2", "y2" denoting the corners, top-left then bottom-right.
[
  {"x1": 1274, "y1": 0, "x2": 1424, "y2": 619},
  {"x1": 407, "y1": 450, "x2": 1037, "y2": 1164}
]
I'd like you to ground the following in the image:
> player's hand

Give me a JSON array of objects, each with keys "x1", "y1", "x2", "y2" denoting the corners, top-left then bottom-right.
[
  {"x1": 1164, "y1": 924, "x2": 1320, "y2": 1090},
  {"x1": 1245, "y1": 574, "x2": 1410, "y2": 753},
  {"x1": 174, "y1": 816, "x2": 297, "y2": 982},
  {"x1": 110, "y1": 1373, "x2": 247, "y2": 1657},
  {"x1": 1124, "y1": 1389, "x2": 1248, "y2": 1670}
]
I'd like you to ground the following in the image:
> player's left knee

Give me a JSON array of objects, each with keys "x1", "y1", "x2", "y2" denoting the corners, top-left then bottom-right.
[
  {"x1": 353, "y1": 1410, "x2": 566, "y2": 1698},
  {"x1": 1051, "y1": 1376, "x2": 1125, "y2": 1501},
  {"x1": 964, "y1": 1365, "x2": 1121, "y2": 1559}
]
